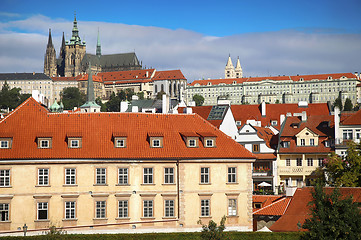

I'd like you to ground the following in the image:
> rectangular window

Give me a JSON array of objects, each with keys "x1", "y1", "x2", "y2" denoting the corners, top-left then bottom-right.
[
  {"x1": 0, "y1": 169, "x2": 10, "y2": 187},
  {"x1": 252, "y1": 144, "x2": 260, "y2": 152},
  {"x1": 95, "y1": 201, "x2": 106, "y2": 219},
  {"x1": 65, "y1": 201, "x2": 76, "y2": 219},
  {"x1": 38, "y1": 168, "x2": 49, "y2": 185},
  {"x1": 227, "y1": 167, "x2": 236, "y2": 183},
  {"x1": 343, "y1": 130, "x2": 353, "y2": 140},
  {"x1": 300, "y1": 139, "x2": 305, "y2": 146},
  {"x1": 152, "y1": 139, "x2": 160, "y2": 147},
  {"x1": 143, "y1": 200, "x2": 153, "y2": 218},
  {"x1": 116, "y1": 139, "x2": 125, "y2": 148},
  {"x1": 164, "y1": 200, "x2": 175, "y2": 217},
  {"x1": 118, "y1": 168, "x2": 128, "y2": 185},
  {"x1": 164, "y1": 168, "x2": 174, "y2": 184},
  {"x1": 0, "y1": 141, "x2": 9, "y2": 149},
  {"x1": 65, "y1": 168, "x2": 76, "y2": 185},
  {"x1": 201, "y1": 199, "x2": 210, "y2": 217},
  {"x1": 189, "y1": 139, "x2": 196, "y2": 147},
  {"x1": 143, "y1": 168, "x2": 153, "y2": 184},
  {"x1": 310, "y1": 139, "x2": 315, "y2": 146},
  {"x1": 96, "y1": 168, "x2": 106, "y2": 185},
  {"x1": 307, "y1": 158, "x2": 313, "y2": 166},
  {"x1": 296, "y1": 158, "x2": 302, "y2": 166},
  {"x1": 206, "y1": 139, "x2": 214, "y2": 147},
  {"x1": 37, "y1": 202, "x2": 48, "y2": 220},
  {"x1": 228, "y1": 199, "x2": 237, "y2": 216},
  {"x1": 40, "y1": 140, "x2": 49, "y2": 148},
  {"x1": 356, "y1": 130, "x2": 361, "y2": 139},
  {"x1": 0, "y1": 203, "x2": 9, "y2": 221},
  {"x1": 200, "y1": 167, "x2": 210, "y2": 184},
  {"x1": 71, "y1": 140, "x2": 79, "y2": 148},
  {"x1": 118, "y1": 200, "x2": 128, "y2": 218},
  {"x1": 286, "y1": 159, "x2": 291, "y2": 167},
  {"x1": 282, "y1": 141, "x2": 290, "y2": 148},
  {"x1": 318, "y1": 158, "x2": 324, "y2": 167}
]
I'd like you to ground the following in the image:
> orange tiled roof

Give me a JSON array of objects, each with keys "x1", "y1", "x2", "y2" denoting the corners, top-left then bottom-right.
[
  {"x1": 270, "y1": 187, "x2": 361, "y2": 232},
  {"x1": 340, "y1": 109, "x2": 361, "y2": 125},
  {"x1": 0, "y1": 98, "x2": 255, "y2": 160},
  {"x1": 78, "y1": 74, "x2": 103, "y2": 83},
  {"x1": 98, "y1": 69, "x2": 156, "y2": 82},
  {"x1": 189, "y1": 73, "x2": 357, "y2": 86},
  {"x1": 253, "y1": 196, "x2": 292, "y2": 216},
  {"x1": 231, "y1": 103, "x2": 330, "y2": 130},
  {"x1": 152, "y1": 70, "x2": 186, "y2": 81}
]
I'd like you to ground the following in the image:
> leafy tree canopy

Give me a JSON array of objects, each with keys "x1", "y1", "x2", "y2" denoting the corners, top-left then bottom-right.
[
  {"x1": 61, "y1": 87, "x2": 86, "y2": 110},
  {"x1": 198, "y1": 216, "x2": 229, "y2": 240},
  {"x1": 156, "y1": 91, "x2": 166, "y2": 100},
  {"x1": 333, "y1": 96, "x2": 343, "y2": 111},
  {"x1": 343, "y1": 98, "x2": 353, "y2": 111},
  {"x1": 302, "y1": 182, "x2": 361, "y2": 239},
  {"x1": 193, "y1": 94, "x2": 204, "y2": 106},
  {"x1": 0, "y1": 81, "x2": 32, "y2": 110}
]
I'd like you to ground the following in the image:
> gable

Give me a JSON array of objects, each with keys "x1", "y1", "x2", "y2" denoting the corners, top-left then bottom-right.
[{"x1": 295, "y1": 127, "x2": 319, "y2": 138}]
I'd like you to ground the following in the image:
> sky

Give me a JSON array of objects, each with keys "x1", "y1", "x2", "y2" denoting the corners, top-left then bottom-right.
[{"x1": 0, "y1": 0, "x2": 361, "y2": 81}]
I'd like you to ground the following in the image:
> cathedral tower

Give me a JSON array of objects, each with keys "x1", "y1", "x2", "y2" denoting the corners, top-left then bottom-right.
[
  {"x1": 44, "y1": 29, "x2": 57, "y2": 77},
  {"x1": 64, "y1": 13, "x2": 86, "y2": 77},
  {"x1": 225, "y1": 54, "x2": 235, "y2": 79},
  {"x1": 96, "y1": 28, "x2": 101, "y2": 56},
  {"x1": 234, "y1": 56, "x2": 243, "y2": 78}
]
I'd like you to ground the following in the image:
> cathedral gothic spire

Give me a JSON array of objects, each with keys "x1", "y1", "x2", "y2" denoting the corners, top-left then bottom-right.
[
  {"x1": 44, "y1": 29, "x2": 57, "y2": 77},
  {"x1": 96, "y1": 28, "x2": 101, "y2": 56},
  {"x1": 235, "y1": 56, "x2": 243, "y2": 78}
]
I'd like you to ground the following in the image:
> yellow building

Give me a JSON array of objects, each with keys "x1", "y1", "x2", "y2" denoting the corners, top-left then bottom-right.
[{"x1": 0, "y1": 98, "x2": 255, "y2": 234}]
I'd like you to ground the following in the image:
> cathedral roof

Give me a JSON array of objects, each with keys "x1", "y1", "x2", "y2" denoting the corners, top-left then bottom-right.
[{"x1": 81, "y1": 53, "x2": 141, "y2": 69}]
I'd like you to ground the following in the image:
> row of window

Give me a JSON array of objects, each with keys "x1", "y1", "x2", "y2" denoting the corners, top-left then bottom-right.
[
  {"x1": 0, "y1": 197, "x2": 238, "y2": 222},
  {"x1": 0, "y1": 135, "x2": 216, "y2": 149},
  {"x1": 285, "y1": 158, "x2": 324, "y2": 167},
  {"x1": 0, "y1": 167, "x2": 238, "y2": 187}
]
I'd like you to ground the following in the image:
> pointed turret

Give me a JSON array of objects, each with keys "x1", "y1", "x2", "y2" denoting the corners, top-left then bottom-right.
[
  {"x1": 225, "y1": 54, "x2": 235, "y2": 79},
  {"x1": 96, "y1": 28, "x2": 101, "y2": 56},
  {"x1": 80, "y1": 62, "x2": 101, "y2": 112},
  {"x1": 60, "y1": 32, "x2": 66, "y2": 57},
  {"x1": 44, "y1": 28, "x2": 57, "y2": 77},
  {"x1": 235, "y1": 56, "x2": 243, "y2": 78},
  {"x1": 69, "y1": 12, "x2": 82, "y2": 45}
]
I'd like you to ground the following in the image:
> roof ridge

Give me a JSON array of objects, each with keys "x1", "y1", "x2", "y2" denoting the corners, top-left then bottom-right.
[
  {"x1": 253, "y1": 196, "x2": 287, "y2": 214},
  {"x1": 0, "y1": 97, "x2": 38, "y2": 124}
]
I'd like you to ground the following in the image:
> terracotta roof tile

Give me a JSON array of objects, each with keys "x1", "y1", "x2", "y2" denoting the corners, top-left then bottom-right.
[
  {"x1": 340, "y1": 109, "x2": 361, "y2": 125},
  {"x1": 152, "y1": 70, "x2": 186, "y2": 81},
  {"x1": 0, "y1": 98, "x2": 255, "y2": 160},
  {"x1": 270, "y1": 187, "x2": 361, "y2": 232},
  {"x1": 253, "y1": 196, "x2": 292, "y2": 216},
  {"x1": 98, "y1": 69, "x2": 156, "y2": 82}
]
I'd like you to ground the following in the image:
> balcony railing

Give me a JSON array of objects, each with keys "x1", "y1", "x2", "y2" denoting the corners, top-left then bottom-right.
[{"x1": 278, "y1": 166, "x2": 317, "y2": 175}]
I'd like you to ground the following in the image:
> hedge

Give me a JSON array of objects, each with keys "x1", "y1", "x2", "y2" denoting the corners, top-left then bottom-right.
[{"x1": 0, "y1": 232, "x2": 303, "y2": 240}]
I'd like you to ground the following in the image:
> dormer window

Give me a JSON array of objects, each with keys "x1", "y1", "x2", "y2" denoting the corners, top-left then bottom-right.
[
  {"x1": 197, "y1": 132, "x2": 217, "y2": 148},
  {"x1": 282, "y1": 141, "x2": 290, "y2": 148},
  {"x1": 148, "y1": 132, "x2": 164, "y2": 148},
  {"x1": 271, "y1": 120, "x2": 278, "y2": 126},
  {"x1": 67, "y1": 133, "x2": 82, "y2": 149},
  {"x1": 37, "y1": 137, "x2": 52, "y2": 149},
  {"x1": 236, "y1": 121, "x2": 242, "y2": 126},
  {"x1": 180, "y1": 132, "x2": 199, "y2": 148},
  {"x1": 112, "y1": 132, "x2": 127, "y2": 148},
  {"x1": 0, "y1": 138, "x2": 12, "y2": 149}
]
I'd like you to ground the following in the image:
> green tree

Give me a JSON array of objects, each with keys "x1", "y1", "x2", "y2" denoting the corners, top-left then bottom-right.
[
  {"x1": 136, "y1": 91, "x2": 145, "y2": 100},
  {"x1": 95, "y1": 97, "x2": 106, "y2": 112},
  {"x1": 198, "y1": 216, "x2": 229, "y2": 240},
  {"x1": 193, "y1": 94, "x2": 204, "y2": 106},
  {"x1": 302, "y1": 182, "x2": 361, "y2": 239},
  {"x1": 0, "y1": 81, "x2": 30, "y2": 110},
  {"x1": 105, "y1": 92, "x2": 121, "y2": 112},
  {"x1": 118, "y1": 90, "x2": 126, "y2": 101},
  {"x1": 333, "y1": 96, "x2": 343, "y2": 111},
  {"x1": 125, "y1": 88, "x2": 134, "y2": 101},
  {"x1": 320, "y1": 141, "x2": 361, "y2": 187},
  {"x1": 343, "y1": 98, "x2": 353, "y2": 111},
  {"x1": 61, "y1": 87, "x2": 86, "y2": 110},
  {"x1": 156, "y1": 91, "x2": 166, "y2": 100}
]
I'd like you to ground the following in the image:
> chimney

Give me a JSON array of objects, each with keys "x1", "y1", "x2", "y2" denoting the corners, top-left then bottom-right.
[
  {"x1": 334, "y1": 106, "x2": 340, "y2": 141},
  {"x1": 261, "y1": 101, "x2": 266, "y2": 117},
  {"x1": 301, "y1": 111, "x2": 307, "y2": 121},
  {"x1": 132, "y1": 106, "x2": 138, "y2": 112},
  {"x1": 120, "y1": 101, "x2": 128, "y2": 112},
  {"x1": 146, "y1": 71, "x2": 149, "y2": 78},
  {"x1": 280, "y1": 114, "x2": 285, "y2": 126},
  {"x1": 183, "y1": 107, "x2": 193, "y2": 114},
  {"x1": 162, "y1": 94, "x2": 169, "y2": 113}
]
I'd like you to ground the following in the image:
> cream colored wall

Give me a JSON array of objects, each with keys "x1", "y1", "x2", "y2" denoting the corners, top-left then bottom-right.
[
  {"x1": 0, "y1": 160, "x2": 253, "y2": 232},
  {"x1": 295, "y1": 129, "x2": 319, "y2": 146}
]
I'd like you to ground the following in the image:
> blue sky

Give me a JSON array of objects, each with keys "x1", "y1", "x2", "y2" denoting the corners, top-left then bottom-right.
[{"x1": 0, "y1": 0, "x2": 361, "y2": 80}]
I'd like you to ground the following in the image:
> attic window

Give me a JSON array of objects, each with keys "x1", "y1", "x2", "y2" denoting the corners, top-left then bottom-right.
[
  {"x1": 206, "y1": 139, "x2": 214, "y2": 147},
  {"x1": 207, "y1": 82, "x2": 212, "y2": 86},
  {"x1": 271, "y1": 120, "x2": 278, "y2": 126},
  {"x1": 253, "y1": 203, "x2": 262, "y2": 209},
  {"x1": 0, "y1": 138, "x2": 12, "y2": 149},
  {"x1": 282, "y1": 141, "x2": 290, "y2": 148},
  {"x1": 181, "y1": 132, "x2": 199, "y2": 148},
  {"x1": 115, "y1": 138, "x2": 126, "y2": 148},
  {"x1": 236, "y1": 121, "x2": 242, "y2": 126},
  {"x1": 148, "y1": 132, "x2": 164, "y2": 148},
  {"x1": 37, "y1": 137, "x2": 52, "y2": 149},
  {"x1": 152, "y1": 139, "x2": 162, "y2": 147},
  {"x1": 300, "y1": 78, "x2": 304, "y2": 81},
  {"x1": 197, "y1": 132, "x2": 217, "y2": 148}
]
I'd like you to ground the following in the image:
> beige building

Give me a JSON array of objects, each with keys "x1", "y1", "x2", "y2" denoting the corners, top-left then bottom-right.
[{"x1": 0, "y1": 97, "x2": 255, "y2": 234}]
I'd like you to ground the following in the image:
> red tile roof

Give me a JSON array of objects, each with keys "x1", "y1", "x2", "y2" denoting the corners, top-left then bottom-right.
[
  {"x1": 152, "y1": 70, "x2": 186, "y2": 81},
  {"x1": 189, "y1": 73, "x2": 357, "y2": 86},
  {"x1": 278, "y1": 115, "x2": 334, "y2": 154},
  {"x1": 270, "y1": 187, "x2": 361, "y2": 232},
  {"x1": 98, "y1": 69, "x2": 156, "y2": 82},
  {"x1": 78, "y1": 74, "x2": 103, "y2": 83},
  {"x1": 253, "y1": 196, "x2": 292, "y2": 216},
  {"x1": 0, "y1": 98, "x2": 255, "y2": 160},
  {"x1": 231, "y1": 103, "x2": 330, "y2": 130},
  {"x1": 340, "y1": 109, "x2": 361, "y2": 125}
]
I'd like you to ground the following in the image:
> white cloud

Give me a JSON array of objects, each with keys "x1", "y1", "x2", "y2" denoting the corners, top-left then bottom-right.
[{"x1": 0, "y1": 15, "x2": 360, "y2": 81}]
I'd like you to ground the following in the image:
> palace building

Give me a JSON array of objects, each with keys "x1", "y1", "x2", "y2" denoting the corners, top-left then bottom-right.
[{"x1": 0, "y1": 97, "x2": 255, "y2": 234}]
